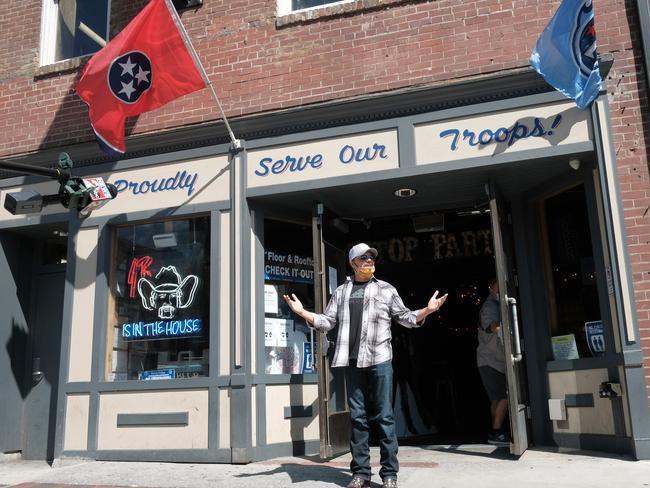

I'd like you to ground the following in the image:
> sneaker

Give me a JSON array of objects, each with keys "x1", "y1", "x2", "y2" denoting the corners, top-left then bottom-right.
[
  {"x1": 347, "y1": 476, "x2": 371, "y2": 488},
  {"x1": 383, "y1": 479, "x2": 398, "y2": 488},
  {"x1": 487, "y1": 431, "x2": 510, "y2": 447}
]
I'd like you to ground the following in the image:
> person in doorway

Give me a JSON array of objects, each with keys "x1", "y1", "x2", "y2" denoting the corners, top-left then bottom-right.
[
  {"x1": 477, "y1": 278, "x2": 510, "y2": 447},
  {"x1": 283, "y1": 243, "x2": 448, "y2": 488}
]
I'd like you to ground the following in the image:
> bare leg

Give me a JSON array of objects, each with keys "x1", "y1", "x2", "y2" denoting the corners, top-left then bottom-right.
[
  {"x1": 490, "y1": 400, "x2": 497, "y2": 420},
  {"x1": 493, "y1": 399, "x2": 508, "y2": 430}
]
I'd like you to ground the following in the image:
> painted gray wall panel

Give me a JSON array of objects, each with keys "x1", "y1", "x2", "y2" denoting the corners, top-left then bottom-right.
[
  {"x1": 0, "y1": 213, "x2": 70, "y2": 230},
  {"x1": 116, "y1": 412, "x2": 189, "y2": 427},
  {"x1": 253, "y1": 374, "x2": 318, "y2": 385},
  {"x1": 81, "y1": 201, "x2": 230, "y2": 228},
  {"x1": 54, "y1": 211, "x2": 81, "y2": 459},
  {"x1": 283, "y1": 406, "x2": 313, "y2": 418},
  {"x1": 565, "y1": 394, "x2": 595, "y2": 408},
  {"x1": 552, "y1": 433, "x2": 632, "y2": 455},
  {"x1": 0, "y1": 233, "x2": 33, "y2": 453},
  {"x1": 546, "y1": 355, "x2": 624, "y2": 372},
  {"x1": 62, "y1": 377, "x2": 230, "y2": 393},
  {"x1": 253, "y1": 210, "x2": 265, "y2": 377},
  {"x1": 91, "y1": 224, "x2": 110, "y2": 385},
  {"x1": 229, "y1": 144, "x2": 253, "y2": 463},
  {"x1": 254, "y1": 440, "x2": 320, "y2": 460},
  {"x1": 208, "y1": 386, "x2": 219, "y2": 451},
  {"x1": 62, "y1": 448, "x2": 232, "y2": 463},
  {"x1": 397, "y1": 119, "x2": 416, "y2": 168},
  {"x1": 256, "y1": 384, "x2": 266, "y2": 447}
]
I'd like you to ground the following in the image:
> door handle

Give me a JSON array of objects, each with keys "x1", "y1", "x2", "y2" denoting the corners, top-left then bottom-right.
[
  {"x1": 507, "y1": 296, "x2": 523, "y2": 363},
  {"x1": 32, "y1": 356, "x2": 44, "y2": 383}
]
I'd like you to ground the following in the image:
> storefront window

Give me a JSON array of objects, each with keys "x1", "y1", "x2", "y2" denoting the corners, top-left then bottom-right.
[
  {"x1": 543, "y1": 184, "x2": 602, "y2": 359},
  {"x1": 264, "y1": 219, "x2": 315, "y2": 375},
  {"x1": 107, "y1": 216, "x2": 210, "y2": 381}
]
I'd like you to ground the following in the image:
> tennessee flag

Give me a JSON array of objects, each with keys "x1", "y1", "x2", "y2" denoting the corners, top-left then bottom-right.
[
  {"x1": 529, "y1": 0, "x2": 602, "y2": 110},
  {"x1": 75, "y1": 0, "x2": 206, "y2": 156}
]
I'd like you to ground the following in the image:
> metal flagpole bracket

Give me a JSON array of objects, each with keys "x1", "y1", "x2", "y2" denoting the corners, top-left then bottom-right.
[{"x1": 229, "y1": 139, "x2": 244, "y2": 156}]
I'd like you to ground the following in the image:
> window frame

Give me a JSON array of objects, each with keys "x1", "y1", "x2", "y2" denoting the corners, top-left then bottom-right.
[
  {"x1": 105, "y1": 213, "x2": 212, "y2": 382},
  {"x1": 277, "y1": 0, "x2": 355, "y2": 17},
  {"x1": 39, "y1": 0, "x2": 111, "y2": 67}
]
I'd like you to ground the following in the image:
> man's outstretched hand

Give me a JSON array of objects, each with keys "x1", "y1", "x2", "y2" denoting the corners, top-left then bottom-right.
[
  {"x1": 426, "y1": 290, "x2": 448, "y2": 313},
  {"x1": 283, "y1": 293, "x2": 305, "y2": 315}
]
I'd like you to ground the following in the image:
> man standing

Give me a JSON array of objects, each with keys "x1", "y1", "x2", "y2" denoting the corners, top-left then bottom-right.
[
  {"x1": 283, "y1": 243, "x2": 447, "y2": 488},
  {"x1": 477, "y1": 278, "x2": 510, "y2": 447}
]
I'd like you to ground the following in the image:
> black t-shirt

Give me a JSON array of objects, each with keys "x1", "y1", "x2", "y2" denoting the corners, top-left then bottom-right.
[{"x1": 348, "y1": 280, "x2": 370, "y2": 360}]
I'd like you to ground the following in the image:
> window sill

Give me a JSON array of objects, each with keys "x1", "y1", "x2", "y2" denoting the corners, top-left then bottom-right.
[
  {"x1": 35, "y1": 55, "x2": 92, "y2": 79},
  {"x1": 276, "y1": 0, "x2": 412, "y2": 27}
]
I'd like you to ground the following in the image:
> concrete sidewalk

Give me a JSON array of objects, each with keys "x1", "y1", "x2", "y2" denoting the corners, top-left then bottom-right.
[{"x1": 1, "y1": 445, "x2": 650, "y2": 488}]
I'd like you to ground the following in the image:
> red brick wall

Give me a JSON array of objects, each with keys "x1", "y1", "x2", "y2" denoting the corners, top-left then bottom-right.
[{"x1": 0, "y1": 1, "x2": 649, "y2": 396}]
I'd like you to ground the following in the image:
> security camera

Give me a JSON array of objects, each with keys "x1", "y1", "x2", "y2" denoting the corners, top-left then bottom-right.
[{"x1": 4, "y1": 191, "x2": 44, "y2": 215}]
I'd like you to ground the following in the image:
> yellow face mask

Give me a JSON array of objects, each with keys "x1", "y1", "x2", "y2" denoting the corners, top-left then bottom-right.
[{"x1": 356, "y1": 265, "x2": 375, "y2": 279}]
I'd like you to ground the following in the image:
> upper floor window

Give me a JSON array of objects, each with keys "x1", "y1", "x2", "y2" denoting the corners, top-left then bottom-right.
[
  {"x1": 278, "y1": 0, "x2": 354, "y2": 16},
  {"x1": 40, "y1": 0, "x2": 110, "y2": 66}
]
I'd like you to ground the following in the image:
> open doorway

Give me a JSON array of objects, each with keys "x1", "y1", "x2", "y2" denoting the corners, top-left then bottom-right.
[
  {"x1": 261, "y1": 205, "x2": 502, "y2": 446},
  {"x1": 339, "y1": 207, "x2": 498, "y2": 446}
]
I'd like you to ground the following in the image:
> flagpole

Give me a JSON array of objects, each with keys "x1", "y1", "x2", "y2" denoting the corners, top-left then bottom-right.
[{"x1": 164, "y1": 0, "x2": 241, "y2": 149}]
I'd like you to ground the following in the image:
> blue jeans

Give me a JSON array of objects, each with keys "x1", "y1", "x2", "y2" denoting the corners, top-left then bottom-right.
[{"x1": 344, "y1": 360, "x2": 398, "y2": 481}]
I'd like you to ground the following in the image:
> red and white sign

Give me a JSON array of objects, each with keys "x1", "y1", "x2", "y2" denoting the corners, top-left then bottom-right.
[{"x1": 81, "y1": 177, "x2": 113, "y2": 214}]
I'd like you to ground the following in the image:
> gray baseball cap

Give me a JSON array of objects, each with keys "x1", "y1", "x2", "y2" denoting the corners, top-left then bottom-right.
[{"x1": 348, "y1": 243, "x2": 378, "y2": 262}]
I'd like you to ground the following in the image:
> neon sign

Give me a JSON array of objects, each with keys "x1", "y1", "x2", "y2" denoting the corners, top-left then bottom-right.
[
  {"x1": 128, "y1": 256, "x2": 153, "y2": 298},
  {"x1": 137, "y1": 265, "x2": 200, "y2": 319},
  {"x1": 122, "y1": 318, "x2": 202, "y2": 340}
]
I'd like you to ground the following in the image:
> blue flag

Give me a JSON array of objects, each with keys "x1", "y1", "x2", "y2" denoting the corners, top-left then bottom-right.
[{"x1": 530, "y1": 0, "x2": 602, "y2": 110}]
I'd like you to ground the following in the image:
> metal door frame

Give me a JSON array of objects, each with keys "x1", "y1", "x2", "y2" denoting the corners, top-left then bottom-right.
[
  {"x1": 312, "y1": 202, "x2": 351, "y2": 458},
  {"x1": 488, "y1": 181, "x2": 530, "y2": 456}
]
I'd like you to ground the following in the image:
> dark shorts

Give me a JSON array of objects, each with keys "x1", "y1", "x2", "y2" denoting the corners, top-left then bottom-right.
[{"x1": 478, "y1": 366, "x2": 507, "y2": 400}]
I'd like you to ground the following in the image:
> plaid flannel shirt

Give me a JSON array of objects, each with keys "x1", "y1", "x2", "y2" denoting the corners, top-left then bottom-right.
[{"x1": 312, "y1": 276, "x2": 423, "y2": 368}]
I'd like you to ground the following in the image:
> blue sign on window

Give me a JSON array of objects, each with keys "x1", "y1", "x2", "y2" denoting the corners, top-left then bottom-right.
[{"x1": 139, "y1": 369, "x2": 176, "y2": 380}]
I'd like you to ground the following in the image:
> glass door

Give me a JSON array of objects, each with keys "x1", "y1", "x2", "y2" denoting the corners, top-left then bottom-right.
[
  {"x1": 312, "y1": 202, "x2": 351, "y2": 458},
  {"x1": 488, "y1": 181, "x2": 530, "y2": 456}
]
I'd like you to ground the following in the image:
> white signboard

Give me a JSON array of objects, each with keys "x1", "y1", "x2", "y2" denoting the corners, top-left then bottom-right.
[
  {"x1": 265, "y1": 318, "x2": 292, "y2": 347},
  {"x1": 264, "y1": 284, "x2": 279, "y2": 315},
  {"x1": 551, "y1": 334, "x2": 580, "y2": 361},
  {"x1": 414, "y1": 102, "x2": 591, "y2": 166},
  {"x1": 247, "y1": 129, "x2": 399, "y2": 188},
  {"x1": 0, "y1": 155, "x2": 230, "y2": 223}
]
